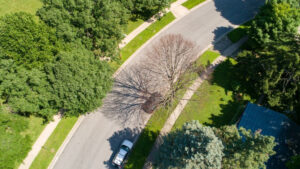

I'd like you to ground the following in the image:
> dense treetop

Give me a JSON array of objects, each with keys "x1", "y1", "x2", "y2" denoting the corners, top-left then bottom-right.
[
  {"x1": 120, "y1": 0, "x2": 170, "y2": 19},
  {"x1": 46, "y1": 44, "x2": 112, "y2": 116},
  {"x1": 0, "y1": 12, "x2": 113, "y2": 120},
  {"x1": 236, "y1": 34, "x2": 299, "y2": 112},
  {"x1": 214, "y1": 125, "x2": 276, "y2": 169},
  {"x1": 235, "y1": 0, "x2": 300, "y2": 121},
  {"x1": 156, "y1": 121, "x2": 224, "y2": 169},
  {"x1": 248, "y1": 1, "x2": 300, "y2": 47},
  {"x1": 0, "y1": 12, "x2": 59, "y2": 69},
  {"x1": 37, "y1": 0, "x2": 129, "y2": 59}
]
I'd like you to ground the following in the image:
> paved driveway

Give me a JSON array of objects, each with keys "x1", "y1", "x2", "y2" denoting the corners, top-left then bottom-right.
[{"x1": 52, "y1": 0, "x2": 264, "y2": 169}]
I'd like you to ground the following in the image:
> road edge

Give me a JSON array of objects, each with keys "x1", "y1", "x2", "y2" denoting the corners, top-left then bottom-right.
[{"x1": 47, "y1": 115, "x2": 85, "y2": 169}]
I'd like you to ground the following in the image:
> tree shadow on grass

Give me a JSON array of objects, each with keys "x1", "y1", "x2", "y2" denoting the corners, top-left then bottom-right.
[
  {"x1": 204, "y1": 59, "x2": 254, "y2": 127},
  {"x1": 103, "y1": 127, "x2": 140, "y2": 169},
  {"x1": 204, "y1": 98, "x2": 249, "y2": 127},
  {"x1": 124, "y1": 128, "x2": 160, "y2": 169}
]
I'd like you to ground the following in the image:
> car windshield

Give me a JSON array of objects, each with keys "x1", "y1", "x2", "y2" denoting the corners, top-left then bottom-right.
[{"x1": 120, "y1": 145, "x2": 130, "y2": 152}]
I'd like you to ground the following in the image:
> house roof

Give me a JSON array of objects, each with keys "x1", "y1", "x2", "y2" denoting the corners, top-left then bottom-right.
[{"x1": 238, "y1": 103, "x2": 300, "y2": 169}]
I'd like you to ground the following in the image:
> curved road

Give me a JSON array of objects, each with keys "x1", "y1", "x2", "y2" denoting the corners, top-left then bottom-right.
[{"x1": 52, "y1": 0, "x2": 264, "y2": 169}]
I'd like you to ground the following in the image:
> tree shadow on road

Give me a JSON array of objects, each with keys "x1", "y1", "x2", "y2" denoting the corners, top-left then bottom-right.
[
  {"x1": 214, "y1": 0, "x2": 264, "y2": 25},
  {"x1": 212, "y1": 26, "x2": 234, "y2": 53},
  {"x1": 211, "y1": 0, "x2": 265, "y2": 49},
  {"x1": 103, "y1": 127, "x2": 140, "y2": 169},
  {"x1": 101, "y1": 67, "x2": 157, "y2": 126}
]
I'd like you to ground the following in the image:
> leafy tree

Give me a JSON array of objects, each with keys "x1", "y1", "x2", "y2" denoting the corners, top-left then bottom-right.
[
  {"x1": 0, "y1": 106, "x2": 31, "y2": 169},
  {"x1": 286, "y1": 155, "x2": 300, "y2": 169},
  {"x1": 120, "y1": 0, "x2": 170, "y2": 19},
  {"x1": 235, "y1": 34, "x2": 300, "y2": 112},
  {"x1": 46, "y1": 44, "x2": 113, "y2": 116},
  {"x1": 156, "y1": 120, "x2": 224, "y2": 169},
  {"x1": 0, "y1": 42, "x2": 113, "y2": 119},
  {"x1": 247, "y1": 2, "x2": 300, "y2": 47},
  {"x1": 267, "y1": 0, "x2": 300, "y2": 8},
  {"x1": 0, "y1": 12, "x2": 59, "y2": 69},
  {"x1": 0, "y1": 56, "x2": 58, "y2": 119},
  {"x1": 214, "y1": 125, "x2": 276, "y2": 169},
  {"x1": 37, "y1": 0, "x2": 129, "y2": 59}
]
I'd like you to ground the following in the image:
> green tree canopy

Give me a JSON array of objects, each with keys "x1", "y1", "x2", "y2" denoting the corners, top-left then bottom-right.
[
  {"x1": 120, "y1": 0, "x2": 170, "y2": 19},
  {"x1": 0, "y1": 41, "x2": 113, "y2": 120},
  {"x1": 235, "y1": 34, "x2": 300, "y2": 112},
  {"x1": 214, "y1": 125, "x2": 276, "y2": 169},
  {"x1": 37, "y1": 0, "x2": 129, "y2": 59},
  {"x1": 0, "y1": 56, "x2": 58, "y2": 119},
  {"x1": 0, "y1": 12, "x2": 59, "y2": 69},
  {"x1": 286, "y1": 155, "x2": 300, "y2": 169},
  {"x1": 46, "y1": 44, "x2": 113, "y2": 116},
  {"x1": 247, "y1": 2, "x2": 300, "y2": 47},
  {"x1": 156, "y1": 120, "x2": 224, "y2": 169}
]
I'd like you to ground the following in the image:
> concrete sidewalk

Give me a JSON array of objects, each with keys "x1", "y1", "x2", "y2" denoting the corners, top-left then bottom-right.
[
  {"x1": 19, "y1": 115, "x2": 61, "y2": 169},
  {"x1": 119, "y1": 0, "x2": 190, "y2": 48},
  {"x1": 143, "y1": 37, "x2": 248, "y2": 169}
]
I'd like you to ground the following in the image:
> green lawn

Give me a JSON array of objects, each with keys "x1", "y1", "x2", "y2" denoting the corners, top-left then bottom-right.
[
  {"x1": 0, "y1": 0, "x2": 42, "y2": 16},
  {"x1": 197, "y1": 50, "x2": 220, "y2": 66},
  {"x1": 29, "y1": 117, "x2": 78, "y2": 169},
  {"x1": 124, "y1": 50, "x2": 220, "y2": 169},
  {"x1": 21, "y1": 116, "x2": 46, "y2": 142},
  {"x1": 182, "y1": 0, "x2": 206, "y2": 9},
  {"x1": 0, "y1": 105, "x2": 46, "y2": 169},
  {"x1": 227, "y1": 21, "x2": 251, "y2": 43},
  {"x1": 173, "y1": 59, "x2": 254, "y2": 130},
  {"x1": 110, "y1": 12, "x2": 176, "y2": 70},
  {"x1": 126, "y1": 18, "x2": 144, "y2": 35}
]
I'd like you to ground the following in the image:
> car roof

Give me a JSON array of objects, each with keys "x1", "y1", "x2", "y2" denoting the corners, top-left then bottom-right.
[{"x1": 121, "y1": 139, "x2": 133, "y2": 149}]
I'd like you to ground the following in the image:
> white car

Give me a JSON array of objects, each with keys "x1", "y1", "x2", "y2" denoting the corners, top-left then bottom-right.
[{"x1": 112, "y1": 139, "x2": 133, "y2": 168}]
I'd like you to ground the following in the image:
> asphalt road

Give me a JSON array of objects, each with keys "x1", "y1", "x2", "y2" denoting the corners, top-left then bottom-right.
[{"x1": 52, "y1": 0, "x2": 264, "y2": 169}]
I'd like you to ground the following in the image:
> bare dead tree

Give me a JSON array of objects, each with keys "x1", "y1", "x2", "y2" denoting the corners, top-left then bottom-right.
[
  {"x1": 101, "y1": 66, "x2": 159, "y2": 125},
  {"x1": 143, "y1": 34, "x2": 202, "y2": 105},
  {"x1": 101, "y1": 34, "x2": 204, "y2": 125}
]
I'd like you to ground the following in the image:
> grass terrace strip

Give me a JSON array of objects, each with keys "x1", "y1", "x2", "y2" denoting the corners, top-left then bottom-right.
[
  {"x1": 124, "y1": 50, "x2": 220, "y2": 169},
  {"x1": 182, "y1": 0, "x2": 206, "y2": 10},
  {"x1": 29, "y1": 117, "x2": 78, "y2": 169},
  {"x1": 227, "y1": 21, "x2": 251, "y2": 43},
  {"x1": 110, "y1": 12, "x2": 176, "y2": 71}
]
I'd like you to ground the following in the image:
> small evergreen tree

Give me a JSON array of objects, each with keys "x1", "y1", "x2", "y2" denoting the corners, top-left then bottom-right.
[
  {"x1": 214, "y1": 125, "x2": 276, "y2": 169},
  {"x1": 156, "y1": 121, "x2": 224, "y2": 169}
]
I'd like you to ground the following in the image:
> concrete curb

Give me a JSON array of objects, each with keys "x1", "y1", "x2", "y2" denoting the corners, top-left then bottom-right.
[
  {"x1": 113, "y1": 0, "x2": 214, "y2": 78},
  {"x1": 48, "y1": 115, "x2": 85, "y2": 169},
  {"x1": 119, "y1": 0, "x2": 189, "y2": 49}
]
